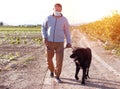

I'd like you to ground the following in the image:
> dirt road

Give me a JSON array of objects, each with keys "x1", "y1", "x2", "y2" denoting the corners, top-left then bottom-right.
[{"x1": 0, "y1": 30, "x2": 120, "y2": 89}]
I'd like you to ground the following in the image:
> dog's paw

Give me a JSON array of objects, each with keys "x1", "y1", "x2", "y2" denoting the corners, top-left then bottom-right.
[
  {"x1": 87, "y1": 75, "x2": 90, "y2": 79},
  {"x1": 85, "y1": 76, "x2": 88, "y2": 79},
  {"x1": 75, "y1": 76, "x2": 79, "y2": 80},
  {"x1": 81, "y1": 81, "x2": 85, "y2": 85},
  {"x1": 85, "y1": 75, "x2": 90, "y2": 79}
]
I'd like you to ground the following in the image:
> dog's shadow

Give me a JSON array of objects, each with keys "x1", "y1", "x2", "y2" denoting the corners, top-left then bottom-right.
[
  {"x1": 61, "y1": 77, "x2": 120, "y2": 89},
  {"x1": 61, "y1": 77, "x2": 81, "y2": 85}
]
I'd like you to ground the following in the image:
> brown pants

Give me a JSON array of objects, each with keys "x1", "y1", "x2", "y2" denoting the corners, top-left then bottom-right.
[{"x1": 46, "y1": 41, "x2": 64, "y2": 77}]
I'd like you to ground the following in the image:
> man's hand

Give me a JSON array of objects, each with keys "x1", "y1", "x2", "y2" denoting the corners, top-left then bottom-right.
[
  {"x1": 43, "y1": 38, "x2": 48, "y2": 46},
  {"x1": 65, "y1": 43, "x2": 72, "y2": 48}
]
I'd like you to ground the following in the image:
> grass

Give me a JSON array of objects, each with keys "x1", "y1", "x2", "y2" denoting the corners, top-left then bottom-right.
[
  {"x1": 0, "y1": 26, "x2": 42, "y2": 45},
  {"x1": 0, "y1": 26, "x2": 41, "y2": 35},
  {"x1": 33, "y1": 38, "x2": 42, "y2": 44},
  {"x1": 0, "y1": 26, "x2": 40, "y2": 31},
  {"x1": 0, "y1": 52, "x2": 20, "y2": 61},
  {"x1": 116, "y1": 48, "x2": 120, "y2": 56},
  {"x1": 25, "y1": 56, "x2": 35, "y2": 62}
]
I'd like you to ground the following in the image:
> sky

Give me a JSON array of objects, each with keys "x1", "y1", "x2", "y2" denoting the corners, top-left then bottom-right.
[{"x1": 0, "y1": 0, "x2": 120, "y2": 25}]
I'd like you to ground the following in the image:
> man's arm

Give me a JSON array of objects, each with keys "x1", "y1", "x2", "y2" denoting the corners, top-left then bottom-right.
[
  {"x1": 64, "y1": 19, "x2": 72, "y2": 48},
  {"x1": 41, "y1": 18, "x2": 48, "y2": 39},
  {"x1": 41, "y1": 18, "x2": 48, "y2": 45}
]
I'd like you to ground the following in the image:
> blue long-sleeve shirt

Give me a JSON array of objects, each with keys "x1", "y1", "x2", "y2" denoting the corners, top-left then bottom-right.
[{"x1": 41, "y1": 15, "x2": 71, "y2": 44}]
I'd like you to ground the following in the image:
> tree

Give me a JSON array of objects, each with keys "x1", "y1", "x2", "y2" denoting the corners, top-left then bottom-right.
[{"x1": 0, "y1": 22, "x2": 3, "y2": 26}]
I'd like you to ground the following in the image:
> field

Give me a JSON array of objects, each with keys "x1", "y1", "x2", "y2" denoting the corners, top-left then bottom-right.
[
  {"x1": 0, "y1": 26, "x2": 120, "y2": 89},
  {"x1": 0, "y1": 26, "x2": 42, "y2": 70},
  {"x1": 77, "y1": 12, "x2": 120, "y2": 56},
  {"x1": 0, "y1": 26, "x2": 42, "y2": 46},
  {"x1": 0, "y1": 21, "x2": 120, "y2": 71}
]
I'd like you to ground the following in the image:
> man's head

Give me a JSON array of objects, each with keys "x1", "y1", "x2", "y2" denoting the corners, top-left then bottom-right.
[
  {"x1": 53, "y1": 3, "x2": 62, "y2": 16},
  {"x1": 54, "y1": 3, "x2": 62, "y2": 12}
]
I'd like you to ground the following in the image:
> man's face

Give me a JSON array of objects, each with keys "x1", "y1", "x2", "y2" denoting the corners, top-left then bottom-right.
[{"x1": 54, "y1": 5, "x2": 62, "y2": 12}]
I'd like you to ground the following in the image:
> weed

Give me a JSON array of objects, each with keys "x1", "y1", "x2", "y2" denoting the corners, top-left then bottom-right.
[
  {"x1": 33, "y1": 38, "x2": 42, "y2": 44},
  {"x1": 25, "y1": 57, "x2": 35, "y2": 62},
  {"x1": 23, "y1": 40, "x2": 27, "y2": 44}
]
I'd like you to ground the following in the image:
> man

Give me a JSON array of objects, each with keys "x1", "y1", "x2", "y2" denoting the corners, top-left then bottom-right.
[{"x1": 41, "y1": 3, "x2": 72, "y2": 83}]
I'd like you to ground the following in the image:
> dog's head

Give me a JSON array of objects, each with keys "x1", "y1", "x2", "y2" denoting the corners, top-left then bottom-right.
[
  {"x1": 70, "y1": 47, "x2": 83, "y2": 59},
  {"x1": 70, "y1": 47, "x2": 83, "y2": 64},
  {"x1": 70, "y1": 48, "x2": 78, "y2": 58}
]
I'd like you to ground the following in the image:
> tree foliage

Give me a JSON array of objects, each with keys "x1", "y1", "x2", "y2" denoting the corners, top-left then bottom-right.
[{"x1": 0, "y1": 22, "x2": 3, "y2": 26}]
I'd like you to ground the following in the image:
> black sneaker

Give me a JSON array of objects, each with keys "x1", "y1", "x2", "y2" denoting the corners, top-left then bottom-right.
[
  {"x1": 50, "y1": 72, "x2": 54, "y2": 77},
  {"x1": 54, "y1": 77, "x2": 62, "y2": 83}
]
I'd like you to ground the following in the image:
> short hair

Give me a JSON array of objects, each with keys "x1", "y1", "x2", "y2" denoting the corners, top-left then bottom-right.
[{"x1": 54, "y1": 3, "x2": 62, "y2": 8}]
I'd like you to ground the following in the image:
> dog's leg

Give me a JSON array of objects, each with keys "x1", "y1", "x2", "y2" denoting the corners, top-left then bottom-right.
[
  {"x1": 86, "y1": 68, "x2": 90, "y2": 79},
  {"x1": 81, "y1": 68, "x2": 86, "y2": 85},
  {"x1": 75, "y1": 63, "x2": 80, "y2": 80}
]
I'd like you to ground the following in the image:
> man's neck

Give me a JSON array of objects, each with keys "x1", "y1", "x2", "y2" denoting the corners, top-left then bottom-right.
[{"x1": 52, "y1": 13, "x2": 62, "y2": 18}]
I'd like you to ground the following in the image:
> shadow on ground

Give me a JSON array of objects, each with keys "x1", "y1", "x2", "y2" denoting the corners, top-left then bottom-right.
[{"x1": 61, "y1": 77, "x2": 120, "y2": 89}]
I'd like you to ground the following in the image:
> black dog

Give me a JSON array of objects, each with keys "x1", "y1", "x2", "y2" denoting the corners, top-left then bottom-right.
[{"x1": 70, "y1": 47, "x2": 92, "y2": 85}]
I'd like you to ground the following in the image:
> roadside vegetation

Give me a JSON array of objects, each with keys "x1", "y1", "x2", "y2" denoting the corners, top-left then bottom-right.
[{"x1": 76, "y1": 11, "x2": 120, "y2": 56}]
